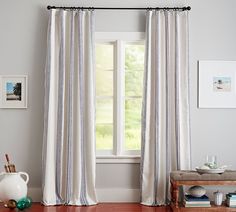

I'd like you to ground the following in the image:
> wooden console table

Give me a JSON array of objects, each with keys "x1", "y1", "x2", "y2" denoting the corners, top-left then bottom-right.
[{"x1": 170, "y1": 170, "x2": 236, "y2": 212}]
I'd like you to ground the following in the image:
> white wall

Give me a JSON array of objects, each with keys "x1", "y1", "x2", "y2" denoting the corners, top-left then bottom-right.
[
  {"x1": 0, "y1": 0, "x2": 236, "y2": 202},
  {"x1": 188, "y1": 0, "x2": 236, "y2": 169}
]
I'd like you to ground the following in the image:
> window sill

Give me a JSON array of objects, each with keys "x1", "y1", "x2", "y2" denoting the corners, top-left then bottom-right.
[{"x1": 96, "y1": 155, "x2": 140, "y2": 164}]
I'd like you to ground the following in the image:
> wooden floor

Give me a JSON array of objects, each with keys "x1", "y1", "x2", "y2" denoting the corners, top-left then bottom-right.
[{"x1": 0, "y1": 203, "x2": 171, "y2": 212}]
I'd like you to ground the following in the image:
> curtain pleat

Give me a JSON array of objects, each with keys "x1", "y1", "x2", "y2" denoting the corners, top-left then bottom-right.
[
  {"x1": 42, "y1": 9, "x2": 97, "y2": 206},
  {"x1": 140, "y1": 10, "x2": 191, "y2": 206}
]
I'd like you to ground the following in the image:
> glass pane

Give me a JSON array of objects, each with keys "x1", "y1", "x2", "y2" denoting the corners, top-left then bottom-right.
[
  {"x1": 96, "y1": 43, "x2": 114, "y2": 71},
  {"x1": 125, "y1": 43, "x2": 144, "y2": 97},
  {"x1": 96, "y1": 43, "x2": 114, "y2": 151},
  {"x1": 96, "y1": 99, "x2": 113, "y2": 124},
  {"x1": 125, "y1": 98, "x2": 142, "y2": 150},
  {"x1": 96, "y1": 70, "x2": 113, "y2": 96},
  {"x1": 125, "y1": 71, "x2": 143, "y2": 96},
  {"x1": 96, "y1": 124, "x2": 113, "y2": 150},
  {"x1": 125, "y1": 43, "x2": 144, "y2": 72}
]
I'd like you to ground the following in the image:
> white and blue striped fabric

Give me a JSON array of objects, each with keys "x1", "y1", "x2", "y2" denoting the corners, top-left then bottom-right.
[
  {"x1": 42, "y1": 9, "x2": 97, "y2": 206},
  {"x1": 140, "y1": 10, "x2": 191, "y2": 206}
]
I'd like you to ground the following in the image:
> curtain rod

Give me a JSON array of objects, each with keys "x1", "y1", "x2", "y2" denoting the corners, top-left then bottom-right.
[{"x1": 47, "y1": 6, "x2": 191, "y2": 11}]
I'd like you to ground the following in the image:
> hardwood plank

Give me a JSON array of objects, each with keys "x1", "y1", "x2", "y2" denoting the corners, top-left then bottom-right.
[{"x1": 0, "y1": 203, "x2": 171, "y2": 212}]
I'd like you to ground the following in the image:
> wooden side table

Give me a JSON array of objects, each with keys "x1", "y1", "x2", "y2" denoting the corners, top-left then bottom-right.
[{"x1": 170, "y1": 170, "x2": 236, "y2": 212}]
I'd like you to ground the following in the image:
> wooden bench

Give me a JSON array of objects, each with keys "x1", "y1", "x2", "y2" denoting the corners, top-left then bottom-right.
[{"x1": 170, "y1": 170, "x2": 236, "y2": 212}]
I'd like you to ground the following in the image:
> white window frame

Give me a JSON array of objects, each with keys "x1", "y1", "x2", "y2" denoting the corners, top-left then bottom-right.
[{"x1": 95, "y1": 32, "x2": 145, "y2": 164}]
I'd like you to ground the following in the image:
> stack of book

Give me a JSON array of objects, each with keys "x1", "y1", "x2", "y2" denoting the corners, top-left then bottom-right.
[
  {"x1": 184, "y1": 194, "x2": 211, "y2": 207},
  {"x1": 226, "y1": 193, "x2": 236, "y2": 207}
]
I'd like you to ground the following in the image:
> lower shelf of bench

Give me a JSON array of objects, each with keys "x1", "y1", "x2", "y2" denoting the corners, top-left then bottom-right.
[{"x1": 171, "y1": 202, "x2": 236, "y2": 212}]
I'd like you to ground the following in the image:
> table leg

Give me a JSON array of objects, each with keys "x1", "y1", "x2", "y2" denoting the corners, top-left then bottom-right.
[{"x1": 171, "y1": 181, "x2": 179, "y2": 208}]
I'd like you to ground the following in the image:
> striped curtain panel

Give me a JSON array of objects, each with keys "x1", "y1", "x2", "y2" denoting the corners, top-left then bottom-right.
[
  {"x1": 42, "y1": 9, "x2": 97, "y2": 205},
  {"x1": 140, "y1": 10, "x2": 191, "y2": 206}
]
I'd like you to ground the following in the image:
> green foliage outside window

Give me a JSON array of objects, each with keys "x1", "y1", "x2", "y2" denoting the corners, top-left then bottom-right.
[
  {"x1": 125, "y1": 44, "x2": 144, "y2": 150},
  {"x1": 96, "y1": 42, "x2": 144, "y2": 151}
]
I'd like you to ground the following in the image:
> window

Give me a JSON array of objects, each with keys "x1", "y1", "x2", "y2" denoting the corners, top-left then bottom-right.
[{"x1": 95, "y1": 32, "x2": 145, "y2": 160}]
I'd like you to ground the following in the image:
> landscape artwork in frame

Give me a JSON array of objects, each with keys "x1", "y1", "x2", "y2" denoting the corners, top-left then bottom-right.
[
  {"x1": 198, "y1": 61, "x2": 236, "y2": 108},
  {"x1": 213, "y1": 77, "x2": 231, "y2": 92},
  {"x1": 0, "y1": 75, "x2": 28, "y2": 108}
]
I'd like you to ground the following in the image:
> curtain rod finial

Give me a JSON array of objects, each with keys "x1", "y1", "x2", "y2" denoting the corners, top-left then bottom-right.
[
  {"x1": 186, "y1": 6, "x2": 191, "y2": 10},
  {"x1": 47, "y1": 5, "x2": 56, "y2": 10}
]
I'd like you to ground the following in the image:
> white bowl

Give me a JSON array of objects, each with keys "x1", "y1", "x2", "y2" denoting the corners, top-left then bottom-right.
[{"x1": 188, "y1": 186, "x2": 206, "y2": 197}]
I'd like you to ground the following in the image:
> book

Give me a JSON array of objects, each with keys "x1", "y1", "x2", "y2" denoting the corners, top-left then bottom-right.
[
  {"x1": 226, "y1": 193, "x2": 236, "y2": 207},
  {"x1": 185, "y1": 194, "x2": 209, "y2": 202},
  {"x1": 226, "y1": 200, "x2": 236, "y2": 204},
  {"x1": 185, "y1": 202, "x2": 211, "y2": 205},
  {"x1": 184, "y1": 203, "x2": 211, "y2": 208},
  {"x1": 226, "y1": 194, "x2": 236, "y2": 200},
  {"x1": 226, "y1": 198, "x2": 236, "y2": 207},
  {"x1": 184, "y1": 195, "x2": 211, "y2": 207},
  {"x1": 184, "y1": 200, "x2": 211, "y2": 205},
  {"x1": 185, "y1": 205, "x2": 211, "y2": 207},
  {"x1": 228, "y1": 192, "x2": 236, "y2": 196}
]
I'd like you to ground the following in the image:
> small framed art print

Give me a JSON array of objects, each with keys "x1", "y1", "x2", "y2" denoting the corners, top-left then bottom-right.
[
  {"x1": 0, "y1": 75, "x2": 28, "y2": 108},
  {"x1": 198, "y1": 61, "x2": 236, "y2": 108}
]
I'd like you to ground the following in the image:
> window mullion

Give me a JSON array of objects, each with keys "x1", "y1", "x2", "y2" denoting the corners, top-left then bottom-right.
[
  {"x1": 113, "y1": 41, "x2": 118, "y2": 155},
  {"x1": 114, "y1": 40, "x2": 125, "y2": 156}
]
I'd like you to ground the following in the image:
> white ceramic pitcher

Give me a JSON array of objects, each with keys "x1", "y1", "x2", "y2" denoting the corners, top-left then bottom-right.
[{"x1": 0, "y1": 172, "x2": 29, "y2": 201}]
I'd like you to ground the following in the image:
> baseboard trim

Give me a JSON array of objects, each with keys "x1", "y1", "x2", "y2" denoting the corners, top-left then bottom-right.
[
  {"x1": 97, "y1": 188, "x2": 140, "y2": 202},
  {"x1": 28, "y1": 188, "x2": 140, "y2": 203}
]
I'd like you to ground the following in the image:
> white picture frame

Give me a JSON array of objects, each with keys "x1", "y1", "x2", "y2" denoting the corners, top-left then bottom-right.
[
  {"x1": 0, "y1": 75, "x2": 28, "y2": 108},
  {"x1": 198, "y1": 61, "x2": 236, "y2": 108}
]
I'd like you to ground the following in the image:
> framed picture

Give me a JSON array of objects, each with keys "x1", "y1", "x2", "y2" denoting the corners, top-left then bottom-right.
[
  {"x1": 198, "y1": 61, "x2": 236, "y2": 108},
  {"x1": 0, "y1": 75, "x2": 28, "y2": 108}
]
